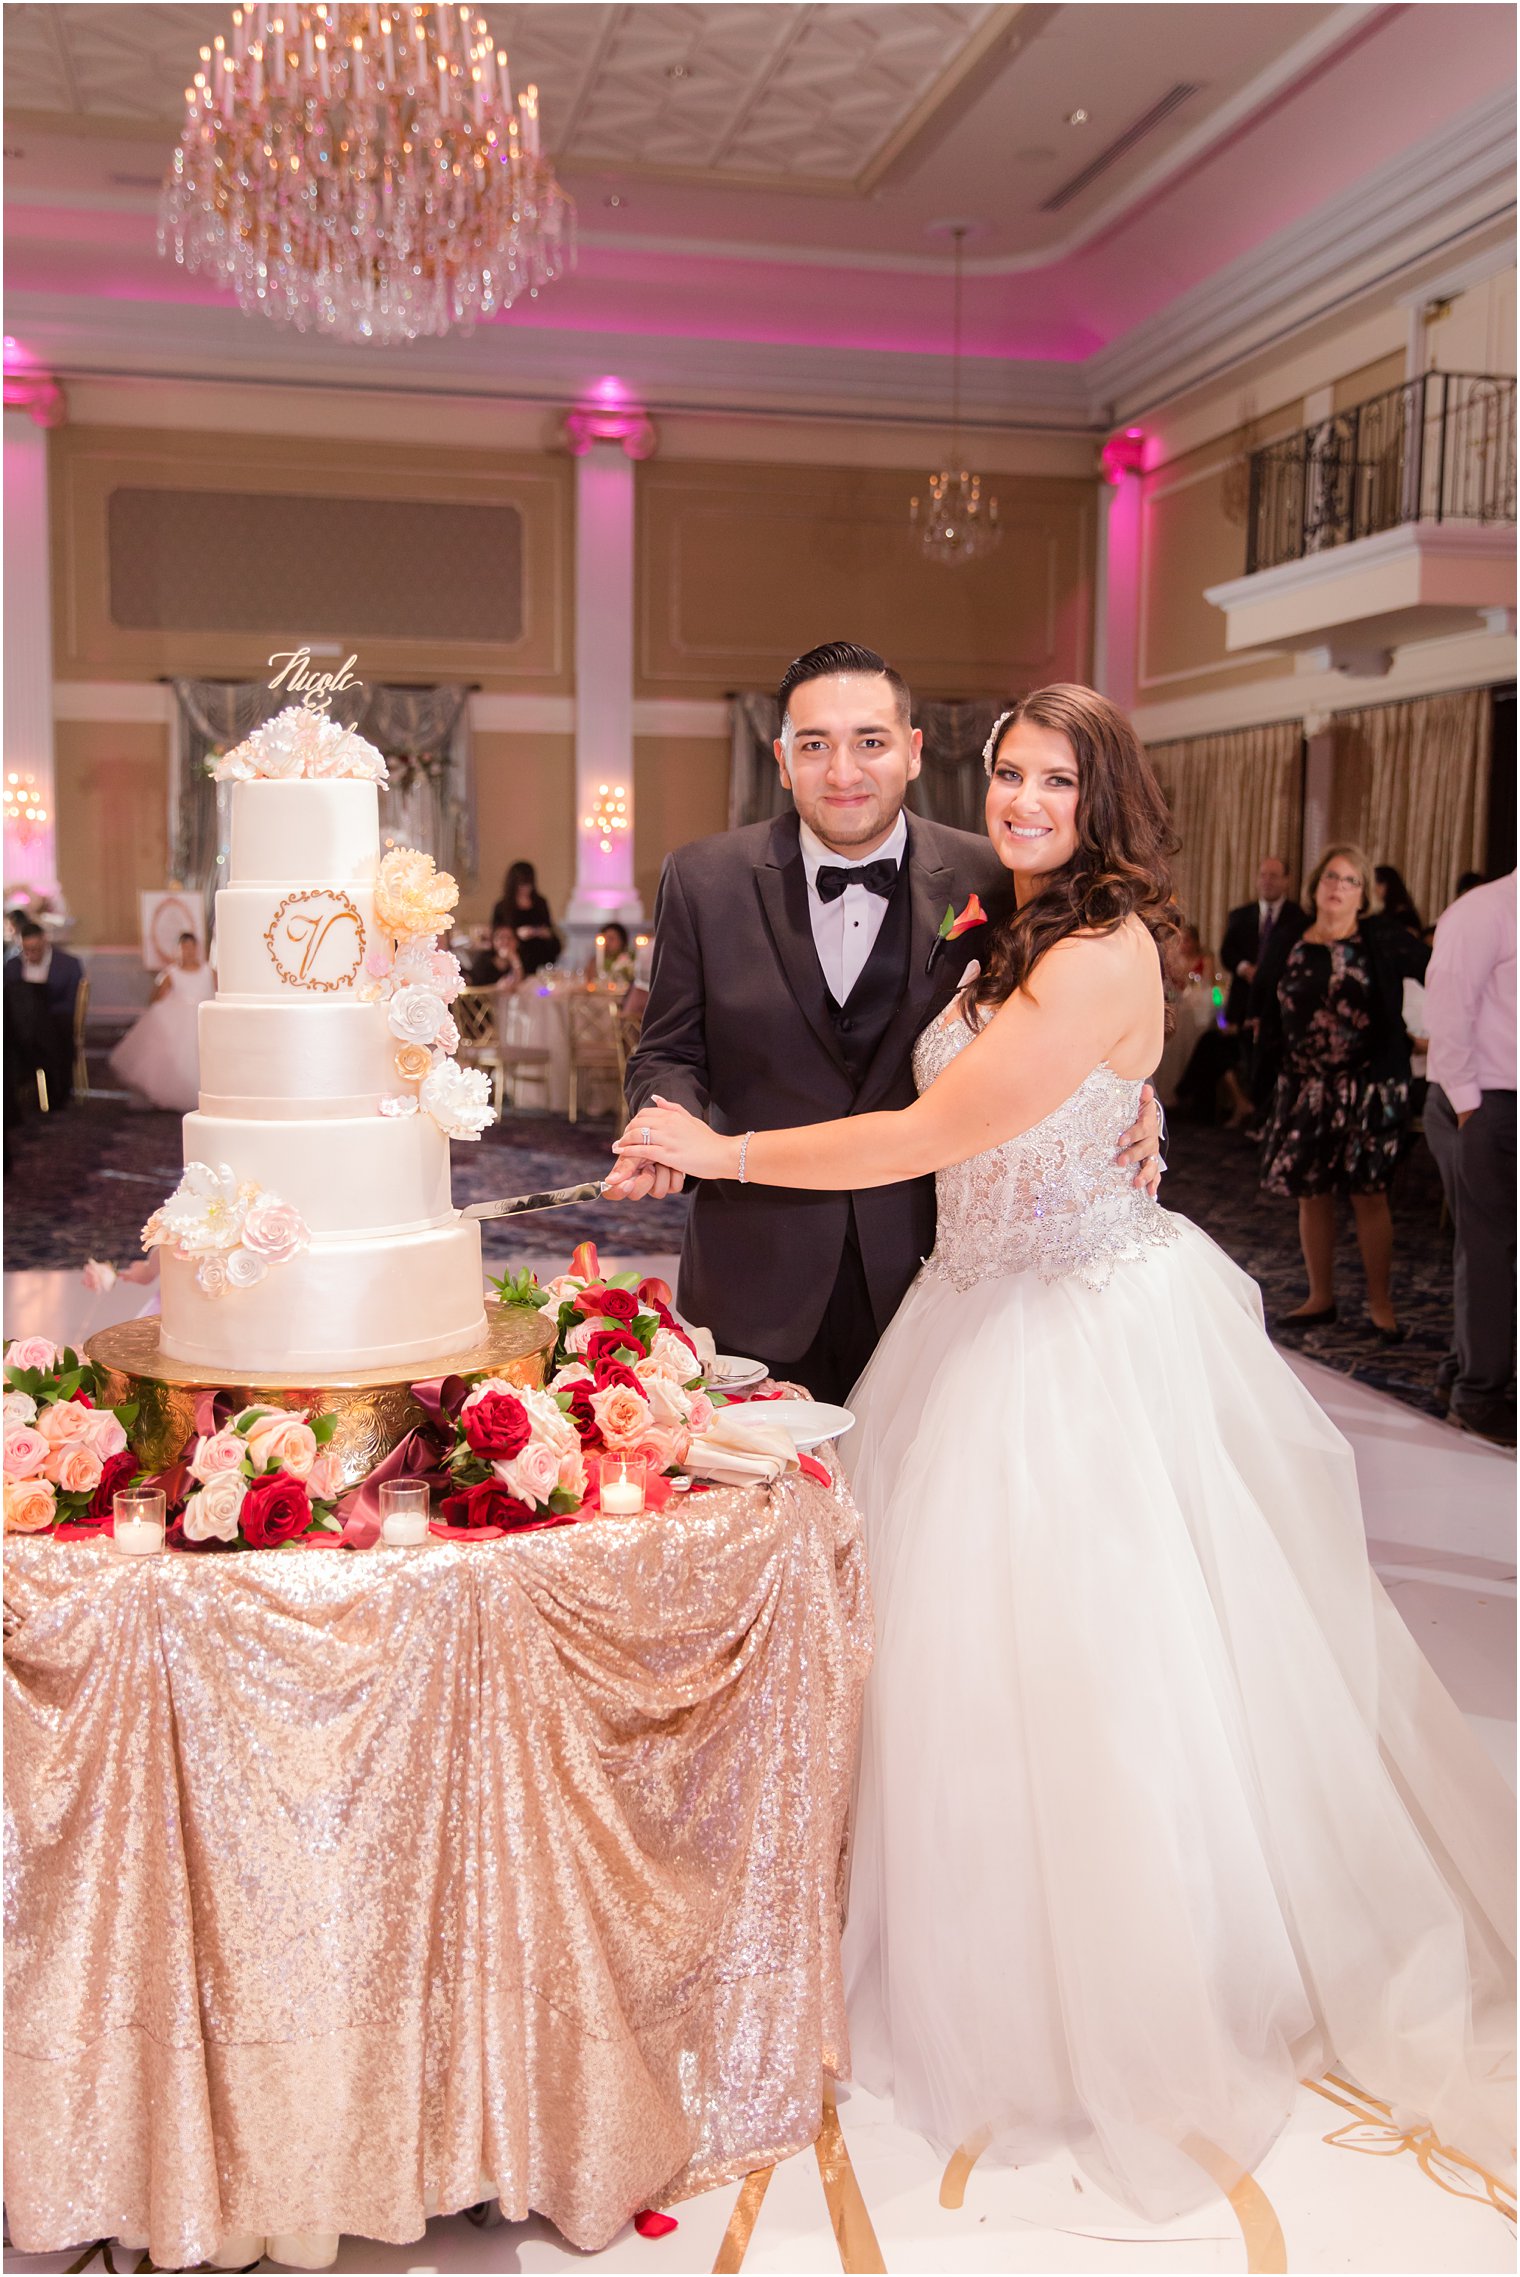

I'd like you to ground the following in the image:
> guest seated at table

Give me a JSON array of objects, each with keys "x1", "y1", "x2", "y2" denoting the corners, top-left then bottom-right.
[
  {"x1": 491, "y1": 860, "x2": 562, "y2": 976},
  {"x1": 3, "y1": 917, "x2": 84, "y2": 1113},
  {"x1": 467, "y1": 923, "x2": 525, "y2": 989},
  {"x1": 584, "y1": 921, "x2": 635, "y2": 990},
  {"x1": 1375, "y1": 862, "x2": 1424, "y2": 937}
]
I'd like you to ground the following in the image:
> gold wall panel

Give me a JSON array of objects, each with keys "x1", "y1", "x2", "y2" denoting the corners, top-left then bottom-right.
[
  {"x1": 55, "y1": 719, "x2": 170, "y2": 947},
  {"x1": 468, "y1": 730, "x2": 577, "y2": 932},
  {"x1": 636, "y1": 460, "x2": 1095, "y2": 700},
  {"x1": 51, "y1": 424, "x2": 571, "y2": 691},
  {"x1": 634, "y1": 734, "x2": 729, "y2": 909}
]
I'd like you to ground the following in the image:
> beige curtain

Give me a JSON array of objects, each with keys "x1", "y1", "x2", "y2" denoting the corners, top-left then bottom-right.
[
  {"x1": 1329, "y1": 690, "x2": 1492, "y2": 925},
  {"x1": 1146, "y1": 720, "x2": 1303, "y2": 956}
]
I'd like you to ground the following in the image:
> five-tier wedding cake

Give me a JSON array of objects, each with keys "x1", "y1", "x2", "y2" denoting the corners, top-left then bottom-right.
[{"x1": 147, "y1": 705, "x2": 491, "y2": 1375}]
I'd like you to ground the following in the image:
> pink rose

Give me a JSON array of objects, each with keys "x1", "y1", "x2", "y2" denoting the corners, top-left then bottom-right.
[
  {"x1": 563, "y1": 1319, "x2": 597, "y2": 1357},
  {"x1": 499, "y1": 1437, "x2": 562, "y2": 1506},
  {"x1": 189, "y1": 1427, "x2": 247, "y2": 1485},
  {"x1": 557, "y1": 1446, "x2": 588, "y2": 1504},
  {"x1": 306, "y1": 1451, "x2": 340, "y2": 1503},
  {"x1": 4, "y1": 1476, "x2": 57, "y2": 1533},
  {"x1": 686, "y1": 1389, "x2": 716, "y2": 1437},
  {"x1": 4, "y1": 1426, "x2": 50, "y2": 1479},
  {"x1": 79, "y1": 1409, "x2": 128, "y2": 1462},
  {"x1": 364, "y1": 945, "x2": 394, "y2": 979},
  {"x1": 589, "y1": 1381, "x2": 653, "y2": 1452},
  {"x1": 243, "y1": 1410, "x2": 318, "y2": 1479},
  {"x1": 632, "y1": 1423, "x2": 687, "y2": 1474},
  {"x1": 36, "y1": 1399, "x2": 92, "y2": 1447},
  {"x1": 44, "y1": 1442, "x2": 103, "y2": 1495},
  {"x1": 241, "y1": 1197, "x2": 308, "y2": 1267},
  {"x1": 6, "y1": 1338, "x2": 59, "y2": 1374}
]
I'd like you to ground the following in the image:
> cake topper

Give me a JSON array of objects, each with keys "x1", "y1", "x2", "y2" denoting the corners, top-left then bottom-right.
[{"x1": 266, "y1": 647, "x2": 362, "y2": 715}]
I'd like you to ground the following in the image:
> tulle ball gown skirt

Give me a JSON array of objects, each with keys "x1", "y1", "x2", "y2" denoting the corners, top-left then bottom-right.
[{"x1": 841, "y1": 1217, "x2": 1515, "y2": 2219}]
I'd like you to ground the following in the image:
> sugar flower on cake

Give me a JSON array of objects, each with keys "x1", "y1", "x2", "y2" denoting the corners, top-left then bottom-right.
[
  {"x1": 211, "y1": 705, "x2": 388, "y2": 785},
  {"x1": 241, "y1": 1196, "x2": 308, "y2": 1267},
  {"x1": 374, "y1": 848, "x2": 458, "y2": 943},
  {"x1": 392, "y1": 939, "x2": 465, "y2": 1001},
  {"x1": 418, "y1": 1057, "x2": 494, "y2": 1141},
  {"x1": 387, "y1": 984, "x2": 453, "y2": 1049},
  {"x1": 142, "y1": 1164, "x2": 309, "y2": 1297}
]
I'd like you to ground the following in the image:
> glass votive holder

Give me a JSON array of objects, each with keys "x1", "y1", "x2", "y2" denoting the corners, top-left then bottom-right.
[
  {"x1": 379, "y1": 1480, "x2": 431, "y2": 1546},
  {"x1": 113, "y1": 1487, "x2": 166, "y2": 1558},
  {"x1": 599, "y1": 1451, "x2": 650, "y2": 1517}
]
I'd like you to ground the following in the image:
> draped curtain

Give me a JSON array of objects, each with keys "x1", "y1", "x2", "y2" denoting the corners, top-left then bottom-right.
[
  {"x1": 170, "y1": 680, "x2": 474, "y2": 921},
  {"x1": 1146, "y1": 720, "x2": 1304, "y2": 956},
  {"x1": 727, "y1": 693, "x2": 1013, "y2": 834},
  {"x1": 1329, "y1": 688, "x2": 1492, "y2": 924}
]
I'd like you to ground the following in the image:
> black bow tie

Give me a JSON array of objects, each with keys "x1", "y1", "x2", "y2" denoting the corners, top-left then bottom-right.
[{"x1": 815, "y1": 858, "x2": 898, "y2": 904}]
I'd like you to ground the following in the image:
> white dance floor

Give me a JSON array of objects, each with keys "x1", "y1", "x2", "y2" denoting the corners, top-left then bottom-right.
[{"x1": 3, "y1": 1279, "x2": 1513, "y2": 2276}]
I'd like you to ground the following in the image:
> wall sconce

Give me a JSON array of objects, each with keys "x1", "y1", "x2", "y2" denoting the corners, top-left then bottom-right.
[
  {"x1": 3, "y1": 771, "x2": 51, "y2": 843},
  {"x1": 1099, "y1": 426, "x2": 1147, "y2": 484},
  {"x1": 582, "y1": 781, "x2": 630, "y2": 854}
]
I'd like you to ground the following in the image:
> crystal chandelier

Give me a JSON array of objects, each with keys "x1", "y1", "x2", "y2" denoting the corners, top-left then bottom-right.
[
  {"x1": 911, "y1": 227, "x2": 1001, "y2": 565},
  {"x1": 159, "y1": 5, "x2": 576, "y2": 346}
]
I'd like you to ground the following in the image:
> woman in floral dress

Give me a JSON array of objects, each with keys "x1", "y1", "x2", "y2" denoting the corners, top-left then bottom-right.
[{"x1": 1257, "y1": 842, "x2": 1428, "y2": 1339}]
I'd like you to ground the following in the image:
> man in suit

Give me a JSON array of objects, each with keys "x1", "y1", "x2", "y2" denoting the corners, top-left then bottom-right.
[
  {"x1": 1219, "y1": 855, "x2": 1307, "y2": 1124},
  {"x1": 614, "y1": 642, "x2": 1163, "y2": 1402},
  {"x1": 3, "y1": 918, "x2": 84, "y2": 1114}
]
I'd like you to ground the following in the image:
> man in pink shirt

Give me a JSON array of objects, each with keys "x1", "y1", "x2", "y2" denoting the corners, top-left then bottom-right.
[{"x1": 1423, "y1": 871, "x2": 1516, "y2": 1446}]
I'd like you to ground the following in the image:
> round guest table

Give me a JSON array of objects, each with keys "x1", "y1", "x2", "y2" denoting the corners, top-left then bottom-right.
[{"x1": 4, "y1": 1461, "x2": 872, "y2": 2269}]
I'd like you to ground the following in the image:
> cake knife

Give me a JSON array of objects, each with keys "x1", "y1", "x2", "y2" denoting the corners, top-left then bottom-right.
[{"x1": 461, "y1": 1179, "x2": 608, "y2": 1220}]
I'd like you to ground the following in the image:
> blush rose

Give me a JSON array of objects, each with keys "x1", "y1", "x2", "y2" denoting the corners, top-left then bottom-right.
[
  {"x1": 4, "y1": 1426, "x2": 51, "y2": 1479},
  {"x1": 5, "y1": 1476, "x2": 57, "y2": 1532}
]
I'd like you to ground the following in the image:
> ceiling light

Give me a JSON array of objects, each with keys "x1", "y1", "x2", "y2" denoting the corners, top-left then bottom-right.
[
  {"x1": 910, "y1": 227, "x2": 1001, "y2": 568},
  {"x1": 604, "y1": 192, "x2": 628, "y2": 207},
  {"x1": 1066, "y1": 107, "x2": 1089, "y2": 126},
  {"x1": 665, "y1": 62, "x2": 692, "y2": 80}
]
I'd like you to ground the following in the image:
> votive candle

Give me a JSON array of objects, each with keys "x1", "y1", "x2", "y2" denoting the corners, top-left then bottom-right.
[
  {"x1": 600, "y1": 1454, "x2": 648, "y2": 1516},
  {"x1": 113, "y1": 1487, "x2": 166, "y2": 1557},
  {"x1": 379, "y1": 1481, "x2": 431, "y2": 1545}
]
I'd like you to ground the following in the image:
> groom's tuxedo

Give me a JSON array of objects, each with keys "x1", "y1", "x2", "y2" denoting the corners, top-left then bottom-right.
[{"x1": 624, "y1": 807, "x2": 1011, "y2": 1394}]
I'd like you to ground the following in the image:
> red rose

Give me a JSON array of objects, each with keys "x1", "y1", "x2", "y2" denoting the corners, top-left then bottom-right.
[
  {"x1": 441, "y1": 1478, "x2": 554, "y2": 1531},
  {"x1": 592, "y1": 1357, "x2": 643, "y2": 1395},
  {"x1": 460, "y1": 1389, "x2": 531, "y2": 1461},
  {"x1": 241, "y1": 1470, "x2": 312, "y2": 1548},
  {"x1": 574, "y1": 1285, "x2": 640, "y2": 1323},
  {"x1": 85, "y1": 1448, "x2": 137, "y2": 1527},
  {"x1": 559, "y1": 1379, "x2": 603, "y2": 1447},
  {"x1": 586, "y1": 1327, "x2": 642, "y2": 1371}
]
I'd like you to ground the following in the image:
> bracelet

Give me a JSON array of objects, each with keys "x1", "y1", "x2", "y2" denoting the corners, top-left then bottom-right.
[{"x1": 738, "y1": 1131, "x2": 754, "y2": 1184}]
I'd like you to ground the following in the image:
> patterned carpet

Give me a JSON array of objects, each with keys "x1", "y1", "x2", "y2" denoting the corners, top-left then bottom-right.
[{"x1": 5, "y1": 1050, "x2": 1459, "y2": 1418}]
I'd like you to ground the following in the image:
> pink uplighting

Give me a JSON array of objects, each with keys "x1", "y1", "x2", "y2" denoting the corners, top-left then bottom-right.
[{"x1": 1100, "y1": 429, "x2": 1148, "y2": 484}]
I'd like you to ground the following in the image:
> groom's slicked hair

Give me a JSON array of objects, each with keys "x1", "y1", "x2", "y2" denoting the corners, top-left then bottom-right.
[{"x1": 777, "y1": 642, "x2": 912, "y2": 733}]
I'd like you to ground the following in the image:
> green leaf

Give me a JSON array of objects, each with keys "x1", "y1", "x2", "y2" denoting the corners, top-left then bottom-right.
[
  {"x1": 937, "y1": 901, "x2": 956, "y2": 939},
  {"x1": 546, "y1": 1487, "x2": 580, "y2": 1514},
  {"x1": 633, "y1": 1314, "x2": 660, "y2": 1340},
  {"x1": 113, "y1": 1402, "x2": 140, "y2": 1429},
  {"x1": 491, "y1": 1265, "x2": 550, "y2": 1311},
  {"x1": 310, "y1": 1412, "x2": 338, "y2": 1445},
  {"x1": 311, "y1": 1510, "x2": 342, "y2": 1532}
]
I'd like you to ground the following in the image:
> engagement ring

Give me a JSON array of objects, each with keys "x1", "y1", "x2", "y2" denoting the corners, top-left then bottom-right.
[{"x1": 639, "y1": 1126, "x2": 652, "y2": 1146}]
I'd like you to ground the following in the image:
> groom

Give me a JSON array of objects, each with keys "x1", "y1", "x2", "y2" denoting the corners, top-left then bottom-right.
[{"x1": 613, "y1": 642, "x2": 1162, "y2": 1401}]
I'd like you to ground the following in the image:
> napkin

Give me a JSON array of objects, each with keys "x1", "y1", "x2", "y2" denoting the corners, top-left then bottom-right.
[{"x1": 683, "y1": 1412, "x2": 800, "y2": 1486}]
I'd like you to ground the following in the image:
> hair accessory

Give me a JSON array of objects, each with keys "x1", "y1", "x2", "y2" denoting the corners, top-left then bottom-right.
[{"x1": 982, "y1": 707, "x2": 1018, "y2": 773}]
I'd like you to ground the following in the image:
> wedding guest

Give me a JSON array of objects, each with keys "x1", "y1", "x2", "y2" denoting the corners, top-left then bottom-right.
[
  {"x1": 584, "y1": 921, "x2": 634, "y2": 989},
  {"x1": 467, "y1": 923, "x2": 524, "y2": 989},
  {"x1": 2, "y1": 918, "x2": 84, "y2": 1113},
  {"x1": 1257, "y1": 843, "x2": 1429, "y2": 1340},
  {"x1": 1375, "y1": 862, "x2": 1424, "y2": 936},
  {"x1": 491, "y1": 861, "x2": 561, "y2": 977},
  {"x1": 109, "y1": 933, "x2": 213, "y2": 1112},
  {"x1": 1423, "y1": 871, "x2": 1517, "y2": 1446},
  {"x1": 1220, "y1": 854, "x2": 1303, "y2": 1027}
]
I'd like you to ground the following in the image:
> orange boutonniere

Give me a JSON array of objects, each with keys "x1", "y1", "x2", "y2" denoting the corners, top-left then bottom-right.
[{"x1": 926, "y1": 893, "x2": 987, "y2": 972}]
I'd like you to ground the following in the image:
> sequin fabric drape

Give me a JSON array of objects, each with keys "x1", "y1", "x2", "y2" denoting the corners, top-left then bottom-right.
[{"x1": 4, "y1": 1470, "x2": 871, "y2": 2265}]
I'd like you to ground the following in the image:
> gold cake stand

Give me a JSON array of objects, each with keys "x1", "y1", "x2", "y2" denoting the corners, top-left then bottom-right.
[{"x1": 85, "y1": 1300, "x2": 557, "y2": 1485}]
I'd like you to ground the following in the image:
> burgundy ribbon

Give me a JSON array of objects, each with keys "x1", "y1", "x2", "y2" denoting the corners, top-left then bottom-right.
[{"x1": 335, "y1": 1378, "x2": 460, "y2": 1547}]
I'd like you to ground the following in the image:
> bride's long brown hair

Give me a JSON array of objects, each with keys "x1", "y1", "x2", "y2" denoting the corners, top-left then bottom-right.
[{"x1": 970, "y1": 684, "x2": 1179, "y2": 1023}]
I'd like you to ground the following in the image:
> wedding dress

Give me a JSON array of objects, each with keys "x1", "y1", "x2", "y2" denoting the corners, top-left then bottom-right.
[
  {"x1": 108, "y1": 961, "x2": 213, "y2": 1111},
  {"x1": 841, "y1": 986, "x2": 1515, "y2": 2218}
]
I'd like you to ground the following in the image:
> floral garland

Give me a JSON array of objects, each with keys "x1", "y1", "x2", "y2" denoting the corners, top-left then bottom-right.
[
  {"x1": 142, "y1": 1164, "x2": 309, "y2": 1297},
  {"x1": 361, "y1": 848, "x2": 493, "y2": 1141},
  {"x1": 173, "y1": 1404, "x2": 342, "y2": 1547},
  {"x1": 3, "y1": 1340, "x2": 140, "y2": 1534},
  {"x1": 211, "y1": 707, "x2": 388, "y2": 783}
]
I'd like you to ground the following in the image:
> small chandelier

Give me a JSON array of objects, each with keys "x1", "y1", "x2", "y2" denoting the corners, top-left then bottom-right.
[
  {"x1": 3, "y1": 771, "x2": 50, "y2": 846},
  {"x1": 159, "y1": 5, "x2": 575, "y2": 346},
  {"x1": 911, "y1": 226, "x2": 1001, "y2": 565}
]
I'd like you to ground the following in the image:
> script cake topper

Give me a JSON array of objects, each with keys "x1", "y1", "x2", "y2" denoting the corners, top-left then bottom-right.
[
  {"x1": 263, "y1": 888, "x2": 367, "y2": 993},
  {"x1": 266, "y1": 646, "x2": 363, "y2": 714}
]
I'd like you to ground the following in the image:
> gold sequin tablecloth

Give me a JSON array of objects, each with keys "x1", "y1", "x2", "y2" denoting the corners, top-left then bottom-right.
[{"x1": 3, "y1": 1467, "x2": 873, "y2": 2266}]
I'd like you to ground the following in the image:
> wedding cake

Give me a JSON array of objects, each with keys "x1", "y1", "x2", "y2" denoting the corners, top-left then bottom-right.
[{"x1": 148, "y1": 708, "x2": 491, "y2": 1375}]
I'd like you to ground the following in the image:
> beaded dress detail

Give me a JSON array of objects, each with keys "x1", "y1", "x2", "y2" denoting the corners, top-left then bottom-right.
[{"x1": 913, "y1": 994, "x2": 1177, "y2": 1292}]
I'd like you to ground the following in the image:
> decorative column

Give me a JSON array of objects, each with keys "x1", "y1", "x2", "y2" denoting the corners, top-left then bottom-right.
[
  {"x1": 3, "y1": 352, "x2": 65, "y2": 894},
  {"x1": 562, "y1": 393, "x2": 656, "y2": 949},
  {"x1": 1094, "y1": 428, "x2": 1146, "y2": 712}
]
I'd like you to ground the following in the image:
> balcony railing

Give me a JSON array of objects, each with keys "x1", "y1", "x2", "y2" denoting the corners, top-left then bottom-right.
[{"x1": 1246, "y1": 371, "x2": 1517, "y2": 575}]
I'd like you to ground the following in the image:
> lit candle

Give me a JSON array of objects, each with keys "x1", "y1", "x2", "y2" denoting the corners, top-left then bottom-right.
[
  {"x1": 113, "y1": 1488, "x2": 166, "y2": 1558},
  {"x1": 379, "y1": 1481, "x2": 431, "y2": 1545},
  {"x1": 599, "y1": 1455, "x2": 648, "y2": 1516},
  {"x1": 496, "y1": 49, "x2": 511, "y2": 112},
  {"x1": 315, "y1": 30, "x2": 330, "y2": 96},
  {"x1": 519, "y1": 84, "x2": 539, "y2": 159},
  {"x1": 271, "y1": 19, "x2": 286, "y2": 86}
]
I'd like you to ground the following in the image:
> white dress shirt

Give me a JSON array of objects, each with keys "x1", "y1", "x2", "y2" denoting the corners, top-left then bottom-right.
[
  {"x1": 1425, "y1": 872, "x2": 1517, "y2": 1113},
  {"x1": 20, "y1": 947, "x2": 52, "y2": 984},
  {"x1": 798, "y1": 811, "x2": 908, "y2": 1006}
]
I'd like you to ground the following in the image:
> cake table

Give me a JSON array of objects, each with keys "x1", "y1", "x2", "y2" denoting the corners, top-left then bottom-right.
[{"x1": 3, "y1": 1455, "x2": 873, "y2": 2268}]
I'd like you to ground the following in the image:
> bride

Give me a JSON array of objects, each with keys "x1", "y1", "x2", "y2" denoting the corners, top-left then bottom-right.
[
  {"x1": 109, "y1": 930, "x2": 212, "y2": 1112},
  {"x1": 614, "y1": 683, "x2": 1515, "y2": 2217}
]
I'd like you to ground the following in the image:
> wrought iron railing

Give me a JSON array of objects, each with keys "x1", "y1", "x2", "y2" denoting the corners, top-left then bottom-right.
[{"x1": 1246, "y1": 371, "x2": 1517, "y2": 574}]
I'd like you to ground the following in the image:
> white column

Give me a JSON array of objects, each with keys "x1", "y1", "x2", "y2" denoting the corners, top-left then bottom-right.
[
  {"x1": 1096, "y1": 469, "x2": 1142, "y2": 712},
  {"x1": 3, "y1": 408, "x2": 58, "y2": 890},
  {"x1": 566, "y1": 437, "x2": 642, "y2": 940},
  {"x1": 1301, "y1": 717, "x2": 1335, "y2": 873}
]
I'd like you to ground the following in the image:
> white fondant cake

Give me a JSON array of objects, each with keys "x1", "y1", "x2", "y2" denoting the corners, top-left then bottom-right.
[{"x1": 158, "y1": 780, "x2": 486, "y2": 1373}]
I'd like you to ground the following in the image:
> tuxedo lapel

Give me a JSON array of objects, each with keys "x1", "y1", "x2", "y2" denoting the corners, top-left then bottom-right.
[
  {"x1": 754, "y1": 814, "x2": 853, "y2": 1078},
  {"x1": 854, "y1": 815, "x2": 956, "y2": 1111}
]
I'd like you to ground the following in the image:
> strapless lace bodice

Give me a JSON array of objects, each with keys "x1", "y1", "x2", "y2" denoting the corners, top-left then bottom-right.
[{"x1": 914, "y1": 997, "x2": 1178, "y2": 1292}]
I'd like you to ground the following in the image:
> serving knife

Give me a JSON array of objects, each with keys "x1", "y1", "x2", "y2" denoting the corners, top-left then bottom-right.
[{"x1": 461, "y1": 1179, "x2": 608, "y2": 1221}]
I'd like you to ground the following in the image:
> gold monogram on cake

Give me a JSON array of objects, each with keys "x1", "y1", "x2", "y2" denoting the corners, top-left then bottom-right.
[{"x1": 264, "y1": 890, "x2": 367, "y2": 992}]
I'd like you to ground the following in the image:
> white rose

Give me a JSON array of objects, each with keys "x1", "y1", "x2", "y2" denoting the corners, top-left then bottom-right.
[
  {"x1": 542, "y1": 1276, "x2": 586, "y2": 1305},
  {"x1": 226, "y1": 1246, "x2": 269, "y2": 1288},
  {"x1": 418, "y1": 1058, "x2": 493, "y2": 1141},
  {"x1": 196, "y1": 1254, "x2": 229, "y2": 1297},
  {"x1": 182, "y1": 1469, "x2": 248, "y2": 1542},
  {"x1": 499, "y1": 1438, "x2": 561, "y2": 1506},
  {"x1": 3, "y1": 1391, "x2": 37, "y2": 1429},
  {"x1": 550, "y1": 1363, "x2": 593, "y2": 1392},
  {"x1": 387, "y1": 985, "x2": 451, "y2": 1047},
  {"x1": 645, "y1": 1326, "x2": 701, "y2": 1383},
  {"x1": 636, "y1": 1366, "x2": 693, "y2": 1429},
  {"x1": 563, "y1": 1319, "x2": 596, "y2": 1356}
]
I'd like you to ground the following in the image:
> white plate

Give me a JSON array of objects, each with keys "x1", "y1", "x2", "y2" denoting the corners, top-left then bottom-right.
[
  {"x1": 707, "y1": 1353, "x2": 768, "y2": 1389},
  {"x1": 757, "y1": 1399, "x2": 856, "y2": 1451}
]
